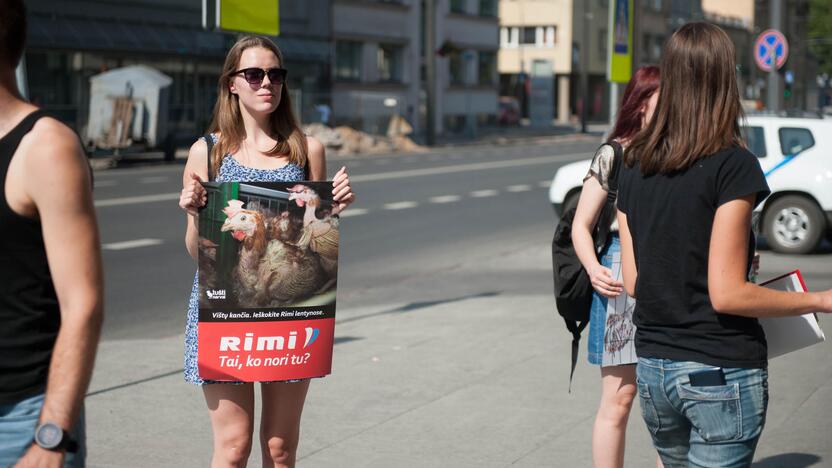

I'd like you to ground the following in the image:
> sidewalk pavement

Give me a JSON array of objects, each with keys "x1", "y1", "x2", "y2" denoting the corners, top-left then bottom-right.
[{"x1": 86, "y1": 238, "x2": 832, "y2": 467}]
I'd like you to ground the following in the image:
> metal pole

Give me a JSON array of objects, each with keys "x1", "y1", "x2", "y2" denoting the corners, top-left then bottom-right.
[
  {"x1": 580, "y1": 2, "x2": 590, "y2": 133},
  {"x1": 767, "y1": 0, "x2": 782, "y2": 113},
  {"x1": 425, "y1": 0, "x2": 437, "y2": 145}
]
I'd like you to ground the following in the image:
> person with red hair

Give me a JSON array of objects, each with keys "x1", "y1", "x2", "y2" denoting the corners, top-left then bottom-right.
[{"x1": 571, "y1": 65, "x2": 662, "y2": 468}]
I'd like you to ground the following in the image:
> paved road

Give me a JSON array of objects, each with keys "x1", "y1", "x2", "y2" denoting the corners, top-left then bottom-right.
[{"x1": 92, "y1": 136, "x2": 600, "y2": 341}]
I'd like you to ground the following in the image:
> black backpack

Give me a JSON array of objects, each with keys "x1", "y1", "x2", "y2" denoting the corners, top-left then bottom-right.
[{"x1": 551, "y1": 141, "x2": 623, "y2": 391}]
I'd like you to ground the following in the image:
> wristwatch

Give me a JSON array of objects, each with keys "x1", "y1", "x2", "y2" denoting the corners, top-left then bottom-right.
[{"x1": 33, "y1": 421, "x2": 79, "y2": 453}]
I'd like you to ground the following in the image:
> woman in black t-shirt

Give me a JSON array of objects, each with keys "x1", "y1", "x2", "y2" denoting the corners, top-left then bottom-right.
[
  {"x1": 616, "y1": 23, "x2": 832, "y2": 467},
  {"x1": 572, "y1": 65, "x2": 661, "y2": 468}
]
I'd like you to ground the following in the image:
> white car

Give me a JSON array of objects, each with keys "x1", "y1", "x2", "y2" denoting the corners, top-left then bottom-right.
[{"x1": 549, "y1": 115, "x2": 832, "y2": 254}]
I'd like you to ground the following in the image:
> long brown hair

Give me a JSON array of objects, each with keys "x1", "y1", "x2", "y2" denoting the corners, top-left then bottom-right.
[
  {"x1": 207, "y1": 36, "x2": 307, "y2": 177},
  {"x1": 625, "y1": 22, "x2": 744, "y2": 174}
]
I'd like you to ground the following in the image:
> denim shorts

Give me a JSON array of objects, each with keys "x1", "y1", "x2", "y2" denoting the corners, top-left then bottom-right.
[
  {"x1": 636, "y1": 357, "x2": 768, "y2": 468},
  {"x1": 0, "y1": 393, "x2": 86, "y2": 467},
  {"x1": 587, "y1": 234, "x2": 619, "y2": 365}
]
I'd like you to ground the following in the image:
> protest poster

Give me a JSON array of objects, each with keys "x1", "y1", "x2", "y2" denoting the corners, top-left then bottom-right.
[{"x1": 197, "y1": 181, "x2": 338, "y2": 381}]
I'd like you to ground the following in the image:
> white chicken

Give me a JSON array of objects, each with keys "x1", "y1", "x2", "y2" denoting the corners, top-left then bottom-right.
[{"x1": 286, "y1": 185, "x2": 340, "y2": 278}]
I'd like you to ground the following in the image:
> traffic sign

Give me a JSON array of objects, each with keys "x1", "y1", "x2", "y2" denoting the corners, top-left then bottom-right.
[{"x1": 754, "y1": 29, "x2": 789, "y2": 72}]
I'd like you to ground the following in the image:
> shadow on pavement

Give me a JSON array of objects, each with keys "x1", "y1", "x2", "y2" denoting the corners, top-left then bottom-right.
[
  {"x1": 335, "y1": 291, "x2": 501, "y2": 325},
  {"x1": 753, "y1": 453, "x2": 822, "y2": 467}
]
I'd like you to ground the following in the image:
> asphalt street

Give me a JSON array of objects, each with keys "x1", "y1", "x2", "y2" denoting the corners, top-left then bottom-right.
[{"x1": 92, "y1": 136, "x2": 602, "y2": 341}]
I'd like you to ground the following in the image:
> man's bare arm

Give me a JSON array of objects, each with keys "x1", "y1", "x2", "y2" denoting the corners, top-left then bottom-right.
[{"x1": 21, "y1": 119, "x2": 103, "y2": 431}]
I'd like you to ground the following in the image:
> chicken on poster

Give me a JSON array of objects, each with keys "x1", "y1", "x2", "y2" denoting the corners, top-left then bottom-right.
[{"x1": 197, "y1": 181, "x2": 339, "y2": 382}]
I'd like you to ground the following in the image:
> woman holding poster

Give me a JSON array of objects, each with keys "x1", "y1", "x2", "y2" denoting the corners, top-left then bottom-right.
[
  {"x1": 572, "y1": 65, "x2": 661, "y2": 468},
  {"x1": 178, "y1": 36, "x2": 354, "y2": 467},
  {"x1": 616, "y1": 23, "x2": 832, "y2": 466}
]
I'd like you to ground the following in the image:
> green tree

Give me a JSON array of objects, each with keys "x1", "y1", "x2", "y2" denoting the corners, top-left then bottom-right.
[{"x1": 809, "y1": 0, "x2": 832, "y2": 75}]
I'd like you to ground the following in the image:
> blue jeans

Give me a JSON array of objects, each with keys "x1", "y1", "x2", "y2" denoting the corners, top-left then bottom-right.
[
  {"x1": 0, "y1": 393, "x2": 86, "y2": 467},
  {"x1": 636, "y1": 358, "x2": 768, "y2": 468}
]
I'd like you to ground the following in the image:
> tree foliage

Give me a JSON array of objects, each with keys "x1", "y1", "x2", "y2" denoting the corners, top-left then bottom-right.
[{"x1": 809, "y1": 0, "x2": 832, "y2": 76}]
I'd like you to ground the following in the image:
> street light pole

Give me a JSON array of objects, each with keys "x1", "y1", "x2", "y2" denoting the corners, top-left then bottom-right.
[
  {"x1": 580, "y1": 2, "x2": 590, "y2": 133},
  {"x1": 425, "y1": 0, "x2": 437, "y2": 145},
  {"x1": 767, "y1": 0, "x2": 783, "y2": 113}
]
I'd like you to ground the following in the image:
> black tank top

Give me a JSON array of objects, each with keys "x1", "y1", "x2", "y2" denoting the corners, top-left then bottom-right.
[{"x1": 0, "y1": 110, "x2": 61, "y2": 403}]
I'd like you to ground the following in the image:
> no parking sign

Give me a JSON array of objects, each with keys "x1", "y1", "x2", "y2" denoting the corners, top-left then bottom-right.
[{"x1": 754, "y1": 29, "x2": 789, "y2": 72}]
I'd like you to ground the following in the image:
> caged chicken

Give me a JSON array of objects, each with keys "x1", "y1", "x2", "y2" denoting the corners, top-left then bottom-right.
[
  {"x1": 220, "y1": 200, "x2": 326, "y2": 307},
  {"x1": 286, "y1": 184, "x2": 340, "y2": 278}
]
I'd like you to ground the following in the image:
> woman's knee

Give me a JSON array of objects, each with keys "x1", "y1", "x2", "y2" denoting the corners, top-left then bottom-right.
[
  {"x1": 600, "y1": 387, "x2": 637, "y2": 422},
  {"x1": 264, "y1": 435, "x2": 297, "y2": 465},
  {"x1": 215, "y1": 429, "x2": 253, "y2": 465}
]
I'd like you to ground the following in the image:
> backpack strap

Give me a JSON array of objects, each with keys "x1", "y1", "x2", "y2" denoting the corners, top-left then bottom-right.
[
  {"x1": 203, "y1": 134, "x2": 214, "y2": 182},
  {"x1": 606, "y1": 140, "x2": 623, "y2": 195},
  {"x1": 565, "y1": 318, "x2": 588, "y2": 393}
]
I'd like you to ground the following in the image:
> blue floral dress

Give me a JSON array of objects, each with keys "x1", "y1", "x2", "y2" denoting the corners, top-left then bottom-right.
[{"x1": 184, "y1": 134, "x2": 306, "y2": 385}]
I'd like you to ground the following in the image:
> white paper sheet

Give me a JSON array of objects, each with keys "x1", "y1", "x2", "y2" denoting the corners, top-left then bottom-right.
[{"x1": 759, "y1": 270, "x2": 826, "y2": 359}]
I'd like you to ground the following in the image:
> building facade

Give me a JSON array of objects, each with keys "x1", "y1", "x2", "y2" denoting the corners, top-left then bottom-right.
[
  {"x1": 331, "y1": 0, "x2": 422, "y2": 135},
  {"x1": 23, "y1": 0, "x2": 332, "y2": 149},
  {"x1": 435, "y1": 0, "x2": 500, "y2": 135},
  {"x1": 498, "y1": 0, "x2": 573, "y2": 123}
]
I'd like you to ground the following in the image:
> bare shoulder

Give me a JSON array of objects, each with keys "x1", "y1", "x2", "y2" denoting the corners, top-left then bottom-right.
[
  {"x1": 306, "y1": 135, "x2": 325, "y2": 157},
  {"x1": 20, "y1": 117, "x2": 85, "y2": 171},
  {"x1": 185, "y1": 136, "x2": 210, "y2": 182}
]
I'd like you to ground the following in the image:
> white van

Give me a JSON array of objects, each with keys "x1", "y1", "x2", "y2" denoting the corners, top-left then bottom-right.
[{"x1": 548, "y1": 115, "x2": 832, "y2": 254}]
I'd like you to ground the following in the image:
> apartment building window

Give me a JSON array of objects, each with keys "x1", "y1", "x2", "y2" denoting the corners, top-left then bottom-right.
[
  {"x1": 643, "y1": 0, "x2": 662, "y2": 12},
  {"x1": 449, "y1": 53, "x2": 465, "y2": 85},
  {"x1": 652, "y1": 35, "x2": 664, "y2": 60},
  {"x1": 479, "y1": 0, "x2": 497, "y2": 17},
  {"x1": 378, "y1": 44, "x2": 403, "y2": 82},
  {"x1": 517, "y1": 26, "x2": 556, "y2": 47},
  {"x1": 642, "y1": 33, "x2": 651, "y2": 59},
  {"x1": 500, "y1": 27, "x2": 519, "y2": 47},
  {"x1": 521, "y1": 27, "x2": 536, "y2": 45},
  {"x1": 599, "y1": 29, "x2": 607, "y2": 56},
  {"x1": 335, "y1": 41, "x2": 362, "y2": 81},
  {"x1": 478, "y1": 51, "x2": 496, "y2": 86},
  {"x1": 450, "y1": 0, "x2": 466, "y2": 14},
  {"x1": 545, "y1": 26, "x2": 557, "y2": 46}
]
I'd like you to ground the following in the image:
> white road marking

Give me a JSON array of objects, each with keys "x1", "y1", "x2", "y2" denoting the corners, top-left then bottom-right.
[
  {"x1": 470, "y1": 189, "x2": 499, "y2": 198},
  {"x1": 384, "y1": 201, "x2": 419, "y2": 210},
  {"x1": 351, "y1": 152, "x2": 586, "y2": 183},
  {"x1": 538, "y1": 180, "x2": 552, "y2": 188},
  {"x1": 92, "y1": 152, "x2": 587, "y2": 207},
  {"x1": 139, "y1": 176, "x2": 169, "y2": 184},
  {"x1": 338, "y1": 208, "x2": 369, "y2": 218},
  {"x1": 102, "y1": 238, "x2": 163, "y2": 251},
  {"x1": 95, "y1": 193, "x2": 180, "y2": 207},
  {"x1": 506, "y1": 184, "x2": 532, "y2": 192},
  {"x1": 429, "y1": 195, "x2": 462, "y2": 204}
]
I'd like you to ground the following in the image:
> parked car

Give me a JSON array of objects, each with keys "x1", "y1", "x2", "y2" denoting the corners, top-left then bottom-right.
[{"x1": 548, "y1": 115, "x2": 832, "y2": 254}]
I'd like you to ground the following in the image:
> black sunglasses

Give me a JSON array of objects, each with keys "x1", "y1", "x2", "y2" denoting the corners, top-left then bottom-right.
[{"x1": 232, "y1": 67, "x2": 288, "y2": 85}]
